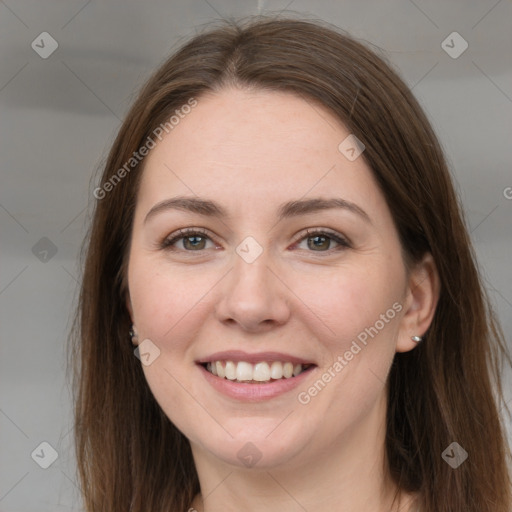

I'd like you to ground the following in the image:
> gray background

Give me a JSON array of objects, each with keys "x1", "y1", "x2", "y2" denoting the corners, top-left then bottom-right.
[{"x1": 1, "y1": 1, "x2": 511, "y2": 510}]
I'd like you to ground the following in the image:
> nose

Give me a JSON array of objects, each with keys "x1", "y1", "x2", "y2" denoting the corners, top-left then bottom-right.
[{"x1": 214, "y1": 251, "x2": 291, "y2": 333}]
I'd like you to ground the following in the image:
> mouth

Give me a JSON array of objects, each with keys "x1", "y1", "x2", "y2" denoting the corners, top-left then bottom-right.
[
  {"x1": 195, "y1": 351, "x2": 317, "y2": 401},
  {"x1": 200, "y1": 360, "x2": 315, "y2": 384}
]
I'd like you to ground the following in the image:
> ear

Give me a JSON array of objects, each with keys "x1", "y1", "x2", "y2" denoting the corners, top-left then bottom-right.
[
  {"x1": 125, "y1": 291, "x2": 134, "y2": 322},
  {"x1": 125, "y1": 293, "x2": 140, "y2": 346},
  {"x1": 396, "y1": 252, "x2": 440, "y2": 353}
]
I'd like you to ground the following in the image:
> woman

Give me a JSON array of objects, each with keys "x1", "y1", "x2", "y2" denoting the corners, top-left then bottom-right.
[{"x1": 70, "y1": 16, "x2": 512, "y2": 512}]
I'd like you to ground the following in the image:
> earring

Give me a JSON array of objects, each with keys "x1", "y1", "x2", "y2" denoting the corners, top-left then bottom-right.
[
  {"x1": 129, "y1": 325, "x2": 139, "y2": 346},
  {"x1": 411, "y1": 335, "x2": 423, "y2": 343}
]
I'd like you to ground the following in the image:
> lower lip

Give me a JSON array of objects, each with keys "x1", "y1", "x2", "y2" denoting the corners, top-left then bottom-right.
[{"x1": 198, "y1": 364, "x2": 316, "y2": 402}]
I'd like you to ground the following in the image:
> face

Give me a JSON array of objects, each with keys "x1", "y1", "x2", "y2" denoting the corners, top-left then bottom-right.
[{"x1": 126, "y1": 88, "x2": 416, "y2": 471}]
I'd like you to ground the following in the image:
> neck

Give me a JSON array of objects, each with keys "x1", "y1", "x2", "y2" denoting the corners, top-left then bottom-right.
[{"x1": 189, "y1": 392, "x2": 416, "y2": 512}]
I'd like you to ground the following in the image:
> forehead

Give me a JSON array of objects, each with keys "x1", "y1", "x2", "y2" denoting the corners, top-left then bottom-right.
[
  {"x1": 147, "y1": 88, "x2": 346, "y2": 166},
  {"x1": 137, "y1": 88, "x2": 383, "y2": 217}
]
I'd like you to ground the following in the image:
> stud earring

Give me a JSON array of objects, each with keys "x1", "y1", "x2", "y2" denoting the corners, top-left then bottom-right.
[
  {"x1": 129, "y1": 325, "x2": 139, "y2": 346},
  {"x1": 411, "y1": 335, "x2": 423, "y2": 343}
]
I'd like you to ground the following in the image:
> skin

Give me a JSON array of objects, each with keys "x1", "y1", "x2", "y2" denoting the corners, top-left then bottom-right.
[{"x1": 126, "y1": 88, "x2": 439, "y2": 512}]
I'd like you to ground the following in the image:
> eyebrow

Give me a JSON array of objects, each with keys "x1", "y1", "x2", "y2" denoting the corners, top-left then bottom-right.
[{"x1": 144, "y1": 195, "x2": 371, "y2": 224}]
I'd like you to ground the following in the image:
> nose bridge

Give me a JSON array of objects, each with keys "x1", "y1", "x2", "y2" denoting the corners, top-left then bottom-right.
[
  {"x1": 214, "y1": 242, "x2": 290, "y2": 330},
  {"x1": 230, "y1": 245, "x2": 278, "y2": 304},
  {"x1": 233, "y1": 248, "x2": 273, "y2": 291}
]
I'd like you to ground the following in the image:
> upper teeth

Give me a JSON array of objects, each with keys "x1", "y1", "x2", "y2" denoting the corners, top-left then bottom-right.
[{"x1": 206, "y1": 361, "x2": 308, "y2": 382}]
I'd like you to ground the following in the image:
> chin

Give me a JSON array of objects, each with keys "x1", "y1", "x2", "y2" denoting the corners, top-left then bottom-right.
[{"x1": 190, "y1": 421, "x2": 313, "y2": 470}]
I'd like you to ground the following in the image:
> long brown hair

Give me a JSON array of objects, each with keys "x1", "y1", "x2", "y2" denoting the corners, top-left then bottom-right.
[{"x1": 69, "y1": 15, "x2": 512, "y2": 512}]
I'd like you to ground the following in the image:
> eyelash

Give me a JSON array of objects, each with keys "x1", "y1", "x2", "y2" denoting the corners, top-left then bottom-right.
[{"x1": 160, "y1": 227, "x2": 351, "y2": 254}]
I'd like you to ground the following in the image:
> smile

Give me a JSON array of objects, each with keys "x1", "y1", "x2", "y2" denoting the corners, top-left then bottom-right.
[
  {"x1": 196, "y1": 350, "x2": 317, "y2": 401},
  {"x1": 203, "y1": 360, "x2": 313, "y2": 383}
]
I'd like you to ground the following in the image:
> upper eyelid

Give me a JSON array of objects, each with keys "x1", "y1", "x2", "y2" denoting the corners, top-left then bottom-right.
[
  {"x1": 301, "y1": 228, "x2": 348, "y2": 241},
  {"x1": 162, "y1": 228, "x2": 216, "y2": 246}
]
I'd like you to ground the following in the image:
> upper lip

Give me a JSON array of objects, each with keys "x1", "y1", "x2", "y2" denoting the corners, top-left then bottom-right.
[{"x1": 196, "y1": 350, "x2": 316, "y2": 366}]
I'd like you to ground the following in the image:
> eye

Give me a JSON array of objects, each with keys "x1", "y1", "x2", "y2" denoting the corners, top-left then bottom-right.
[
  {"x1": 293, "y1": 229, "x2": 351, "y2": 252},
  {"x1": 160, "y1": 228, "x2": 217, "y2": 251},
  {"x1": 160, "y1": 227, "x2": 351, "y2": 254}
]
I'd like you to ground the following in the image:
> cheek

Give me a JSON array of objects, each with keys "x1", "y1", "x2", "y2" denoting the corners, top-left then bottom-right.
[
  {"x1": 290, "y1": 260, "x2": 404, "y2": 351},
  {"x1": 128, "y1": 259, "x2": 211, "y2": 350},
  {"x1": 293, "y1": 266, "x2": 402, "y2": 432},
  {"x1": 128, "y1": 261, "x2": 212, "y2": 437}
]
